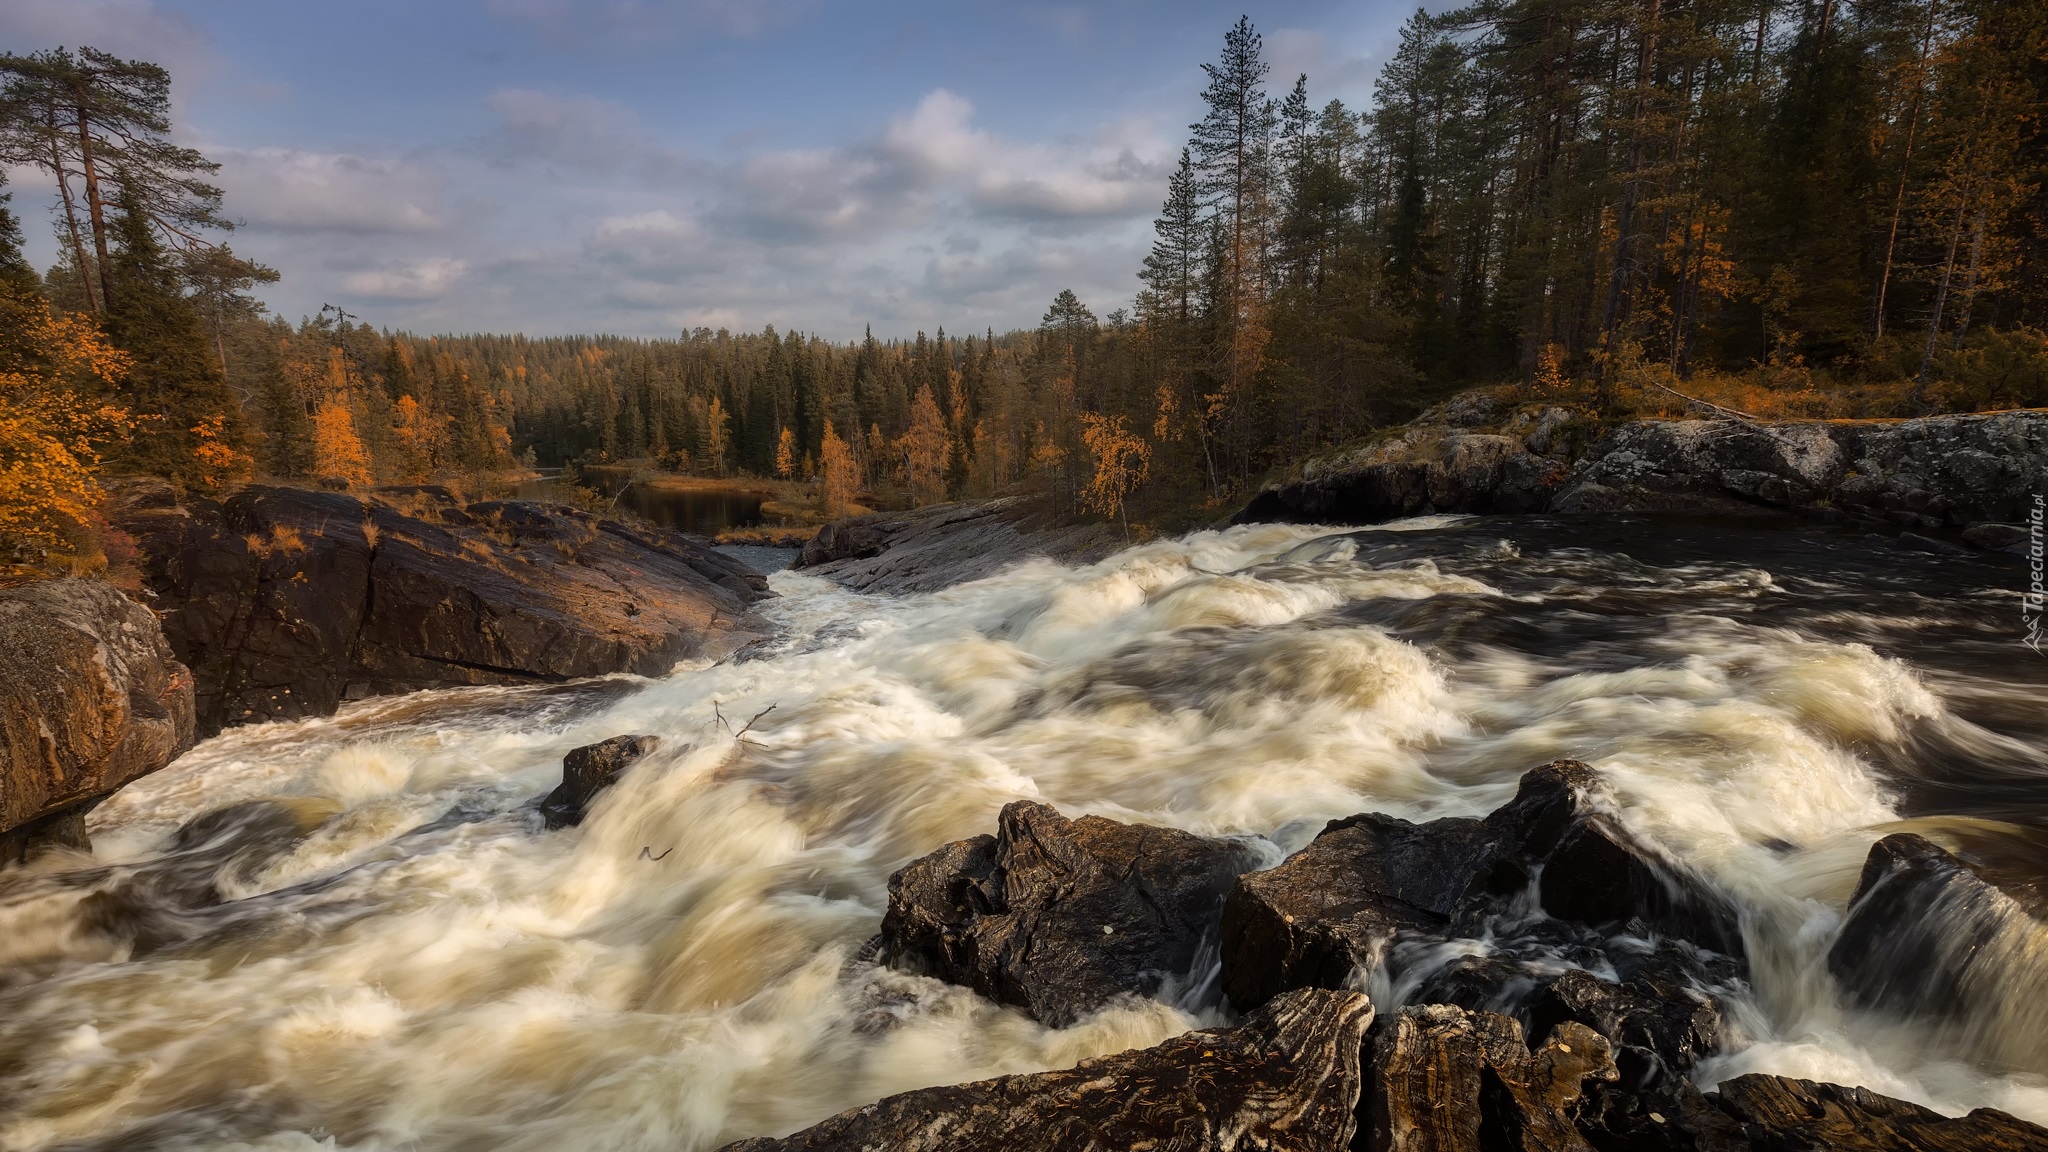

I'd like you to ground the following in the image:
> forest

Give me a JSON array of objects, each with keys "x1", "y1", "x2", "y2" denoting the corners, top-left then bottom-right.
[{"x1": 2, "y1": 0, "x2": 2045, "y2": 564}]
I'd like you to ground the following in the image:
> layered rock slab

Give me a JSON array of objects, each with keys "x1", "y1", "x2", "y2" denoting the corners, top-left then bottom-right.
[
  {"x1": 117, "y1": 484, "x2": 771, "y2": 734},
  {"x1": 718, "y1": 987, "x2": 1374, "y2": 1152},
  {"x1": 1714, "y1": 1075, "x2": 2048, "y2": 1152},
  {"x1": 0, "y1": 578, "x2": 196, "y2": 863},
  {"x1": 880, "y1": 800, "x2": 1257, "y2": 1027},
  {"x1": 1367, "y1": 1003, "x2": 1616, "y2": 1152}
]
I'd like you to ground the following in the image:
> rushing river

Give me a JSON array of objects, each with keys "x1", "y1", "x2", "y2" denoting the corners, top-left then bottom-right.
[{"x1": 2, "y1": 515, "x2": 2044, "y2": 1150}]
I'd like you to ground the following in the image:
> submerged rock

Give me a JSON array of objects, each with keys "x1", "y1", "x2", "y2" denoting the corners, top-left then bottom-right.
[
  {"x1": 117, "y1": 484, "x2": 771, "y2": 734},
  {"x1": 718, "y1": 986, "x2": 1374, "y2": 1152},
  {"x1": 795, "y1": 496, "x2": 1121, "y2": 594},
  {"x1": 880, "y1": 800, "x2": 1257, "y2": 1027},
  {"x1": 0, "y1": 578, "x2": 196, "y2": 865},
  {"x1": 1365, "y1": 1002, "x2": 1615, "y2": 1152},
  {"x1": 539, "y1": 734, "x2": 661, "y2": 828},
  {"x1": 1712, "y1": 1074, "x2": 2048, "y2": 1151}
]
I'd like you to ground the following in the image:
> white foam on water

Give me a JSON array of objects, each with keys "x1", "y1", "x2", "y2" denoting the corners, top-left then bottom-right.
[{"x1": 0, "y1": 519, "x2": 2042, "y2": 1150}]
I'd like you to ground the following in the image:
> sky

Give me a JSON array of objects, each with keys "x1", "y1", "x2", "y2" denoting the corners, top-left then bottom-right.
[{"x1": 2, "y1": 0, "x2": 1428, "y2": 341}]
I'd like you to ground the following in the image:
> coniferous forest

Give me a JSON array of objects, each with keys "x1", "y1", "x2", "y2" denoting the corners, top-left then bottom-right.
[{"x1": 2, "y1": 2, "x2": 2046, "y2": 562}]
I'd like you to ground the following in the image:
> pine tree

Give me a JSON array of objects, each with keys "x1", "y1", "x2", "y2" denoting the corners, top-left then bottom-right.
[{"x1": 102, "y1": 178, "x2": 248, "y2": 486}]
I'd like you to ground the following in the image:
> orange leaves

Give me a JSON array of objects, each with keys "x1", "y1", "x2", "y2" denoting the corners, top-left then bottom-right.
[
  {"x1": 189, "y1": 414, "x2": 253, "y2": 490},
  {"x1": 0, "y1": 295, "x2": 134, "y2": 560},
  {"x1": 1078, "y1": 411, "x2": 1151, "y2": 525},
  {"x1": 774, "y1": 426, "x2": 797, "y2": 479},
  {"x1": 897, "y1": 384, "x2": 951, "y2": 504},
  {"x1": 311, "y1": 397, "x2": 373, "y2": 489},
  {"x1": 818, "y1": 421, "x2": 859, "y2": 518}
]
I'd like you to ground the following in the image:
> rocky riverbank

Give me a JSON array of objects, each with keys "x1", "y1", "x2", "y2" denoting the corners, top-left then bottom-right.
[
  {"x1": 725, "y1": 759, "x2": 2048, "y2": 1151},
  {"x1": 1237, "y1": 392, "x2": 2048, "y2": 554},
  {"x1": 0, "y1": 579, "x2": 195, "y2": 863},
  {"x1": 116, "y1": 483, "x2": 773, "y2": 735}
]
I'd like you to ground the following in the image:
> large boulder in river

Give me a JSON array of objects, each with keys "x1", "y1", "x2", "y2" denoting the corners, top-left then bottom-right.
[
  {"x1": 116, "y1": 484, "x2": 771, "y2": 735},
  {"x1": 1222, "y1": 761, "x2": 1743, "y2": 1012},
  {"x1": 880, "y1": 800, "x2": 1257, "y2": 1026},
  {"x1": 1827, "y1": 832, "x2": 2048, "y2": 1069},
  {"x1": 0, "y1": 579, "x2": 196, "y2": 864},
  {"x1": 1220, "y1": 809, "x2": 1507, "y2": 1012},
  {"x1": 719, "y1": 987, "x2": 1374, "y2": 1152},
  {"x1": 539, "y1": 734, "x2": 660, "y2": 828}
]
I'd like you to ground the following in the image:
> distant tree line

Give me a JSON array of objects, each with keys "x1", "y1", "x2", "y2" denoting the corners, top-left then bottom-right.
[{"x1": 2, "y1": 5, "x2": 2045, "y2": 565}]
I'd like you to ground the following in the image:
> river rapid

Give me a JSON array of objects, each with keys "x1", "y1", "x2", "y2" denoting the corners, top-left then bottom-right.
[{"x1": 1, "y1": 515, "x2": 2044, "y2": 1150}]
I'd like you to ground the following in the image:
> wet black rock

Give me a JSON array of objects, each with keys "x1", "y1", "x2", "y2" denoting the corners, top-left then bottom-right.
[
  {"x1": 718, "y1": 987, "x2": 1375, "y2": 1152},
  {"x1": 1531, "y1": 967, "x2": 1722, "y2": 1090},
  {"x1": 879, "y1": 799, "x2": 1257, "y2": 1027},
  {"x1": 1220, "y1": 810, "x2": 1504, "y2": 1012},
  {"x1": 1828, "y1": 833, "x2": 2047, "y2": 1028},
  {"x1": 1485, "y1": 761, "x2": 1745, "y2": 957},
  {"x1": 1365, "y1": 1002, "x2": 1616, "y2": 1152},
  {"x1": 1222, "y1": 760, "x2": 1743, "y2": 1013},
  {"x1": 1712, "y1": 1074, "x2": 2048, "y2": 1151},
  {"x1": 539, "y1": 734, "x2": 661, "y2": 828},
  {"x1": 1574, "y1": 1076, "x2": 1751, "y2": 1152}
]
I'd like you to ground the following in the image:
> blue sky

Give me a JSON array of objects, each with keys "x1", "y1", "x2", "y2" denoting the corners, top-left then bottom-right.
[{"x1": 3, "y1": 1, "x2": 1425, "y2": 340}]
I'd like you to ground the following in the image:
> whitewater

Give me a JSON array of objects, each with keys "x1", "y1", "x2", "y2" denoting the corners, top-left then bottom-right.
[{"x1": 1, "y1": 515, "x2": 2043, "y2": 1150}]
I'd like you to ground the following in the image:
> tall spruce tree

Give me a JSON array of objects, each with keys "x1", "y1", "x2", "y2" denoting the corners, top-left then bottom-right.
[{"x1": 103, "y1": 177, "x2": 245, "y2": 483}]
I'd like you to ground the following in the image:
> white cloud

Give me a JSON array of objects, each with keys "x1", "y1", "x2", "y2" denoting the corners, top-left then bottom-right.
[
  {"x1": 218, "y1": 148, "x2": 443, "y2": 234},
  {"x1": 483, "y1": 88, "x2": 678, "y2": 174},
  {"x1": 341, "y1": 258, "x2": 468, "y2": 300},
  {"x1": 0, "y1": 0, "x2": 211, "y2": 79},
  {"x1": 1265, "y1": 28, "x2": 1381, "y2": 104}
]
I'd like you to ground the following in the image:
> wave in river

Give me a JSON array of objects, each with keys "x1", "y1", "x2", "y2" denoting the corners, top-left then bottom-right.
[{"x1": 0, "y1": 516, "x2": 2043, "y2": 1150}]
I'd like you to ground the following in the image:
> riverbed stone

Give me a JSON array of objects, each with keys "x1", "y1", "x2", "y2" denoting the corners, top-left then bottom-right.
[
  {"x1": 539, "y1": 734, "x2": 661, "y2": 828},
  {"x1": 880, "y1": 799, "x2": 1257, "y2": 1026},
  {"x1": 719, "y1": 987, "x2": 1375, "y2": 1152}
]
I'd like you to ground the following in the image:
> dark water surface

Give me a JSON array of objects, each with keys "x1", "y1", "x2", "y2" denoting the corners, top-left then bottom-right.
[{"x1": 517, "y1": 474, "x2": 765, "y2": 535}]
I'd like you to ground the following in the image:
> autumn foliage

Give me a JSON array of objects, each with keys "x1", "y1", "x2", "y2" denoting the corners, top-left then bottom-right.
[{"x1": 0, "y1": 297, "x2": 133, "y2": 562}]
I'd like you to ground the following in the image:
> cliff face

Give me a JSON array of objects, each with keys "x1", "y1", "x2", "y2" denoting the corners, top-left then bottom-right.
[
  {"x1": 0, "y1": 579, "x2": 196, "y2": 863},
  {"x1": 1237, "y1": 394, "x2": 2047, "y2": 553},
  {"x1": 118, "y1": 484, "x2": 774, "y2": 735}
]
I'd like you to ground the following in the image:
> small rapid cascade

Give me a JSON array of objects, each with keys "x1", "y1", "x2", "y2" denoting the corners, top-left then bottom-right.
[{"x1": 0, "y1": 515, "x2": 2042, "y2": 1150}]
